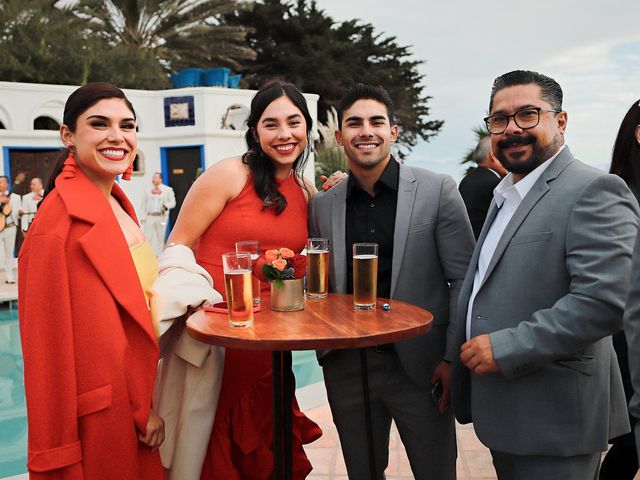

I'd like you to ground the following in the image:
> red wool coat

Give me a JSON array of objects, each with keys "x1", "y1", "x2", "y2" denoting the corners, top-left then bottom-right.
[{"x1": 18, "y1": 168, "x2": 164, "y2": 479}]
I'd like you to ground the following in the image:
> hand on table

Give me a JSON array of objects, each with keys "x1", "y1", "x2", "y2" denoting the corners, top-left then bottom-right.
[{"x1": 460, "y1": 334, "x2": 500, "y2": 375}]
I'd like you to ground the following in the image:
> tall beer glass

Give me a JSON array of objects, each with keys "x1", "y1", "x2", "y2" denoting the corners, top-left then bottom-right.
[
  {"x1": 352, "y1": 243, "x2": 378, "y2": 310},
  {"x1": 235, "y1": 240, "x2": 261, "y2": 305},
  {"x1": 306, "y1": 238, "x2": 329, "y2": 299},
  {"x1": 222, "y1": 252, "x2": 254, "y2": 327}
]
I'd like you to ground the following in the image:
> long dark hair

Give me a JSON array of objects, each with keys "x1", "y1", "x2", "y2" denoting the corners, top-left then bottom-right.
[
  {"x1": 43, "y1": 83, "x2": 136, "y2": 199},
  {"x1": 242, "y1": 81, "x2": 313, "y2": 215},
  {"x1": 610, "y1": 100, "x2": 640, "y2": 191}
]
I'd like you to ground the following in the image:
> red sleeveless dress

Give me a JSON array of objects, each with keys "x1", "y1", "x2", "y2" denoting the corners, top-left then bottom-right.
[{"x1": 196, "y1": 174, "x2": 322, "y2": 480}]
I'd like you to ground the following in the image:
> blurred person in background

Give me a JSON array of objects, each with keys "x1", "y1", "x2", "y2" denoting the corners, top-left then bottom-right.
[
  {"x1": 459, "y1": 136, "x2": 507, "y2": 239},
  {"x1": 19, "y1": 177, "x2": 44, "y2": 235},
  {"x1": 0, "y1": 176, "x2": 21, "y2": 283},
  {"x1": 140, "y1": 172, "x2": 176, "y2": 256}
]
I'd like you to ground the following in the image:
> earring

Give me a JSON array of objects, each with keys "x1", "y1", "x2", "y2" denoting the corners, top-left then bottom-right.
[
  {"x1": 62, "y1": 146, "x2": 77, "y2": 178},
  {"x1": 122, "y1": 163, "x2": 133, "y2": 181}
]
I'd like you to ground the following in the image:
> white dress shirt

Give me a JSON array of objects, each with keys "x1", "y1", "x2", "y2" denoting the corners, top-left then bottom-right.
[{"x1": 465, "y1": 145, "x2": 566, "y2": 339}]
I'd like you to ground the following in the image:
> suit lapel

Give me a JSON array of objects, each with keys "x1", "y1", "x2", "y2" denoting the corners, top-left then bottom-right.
[
  {"x1": 478, "y1": 181, "x2": 550, "y2": 288},
  {"x1": 478, "y1": 147, "x2": 574, "y2": 289},
  {"x1": 390, "y1": 165, "x2": 417, "y2": 297},
  {"x1": 57, "y1": 172, "x2": 155, "y2": 344},
  {"x1": 330, "y1": 182, "x2": 347, "y2": 293},
  {"x1": 79, "y1": 216, "x2": 156, "y2": 342}
]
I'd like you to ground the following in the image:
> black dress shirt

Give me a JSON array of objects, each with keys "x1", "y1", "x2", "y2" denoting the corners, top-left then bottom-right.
[{"x1": 345, "y1": 157, "x2": 399, "y2": 299}]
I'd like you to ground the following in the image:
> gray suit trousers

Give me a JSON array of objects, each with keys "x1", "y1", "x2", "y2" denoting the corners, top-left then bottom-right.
[
  {"x1": 323, "y1": 348, "x2": 456, "y2": 480},
  {"x1": 491, "y1": 450, "x2": 600, "y2": 480}
]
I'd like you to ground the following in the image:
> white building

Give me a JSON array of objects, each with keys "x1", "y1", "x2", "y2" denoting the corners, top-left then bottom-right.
[{"x1": 0, "y1": 81, "x2": 318, "y2": 225}]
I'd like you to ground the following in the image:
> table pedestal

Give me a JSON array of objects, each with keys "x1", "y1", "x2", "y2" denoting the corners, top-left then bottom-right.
[{"x1": 273, "y1": 351, "x2": 293, "y2": 480}]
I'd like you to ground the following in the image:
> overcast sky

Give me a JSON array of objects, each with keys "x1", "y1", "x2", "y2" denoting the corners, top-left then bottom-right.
[{"x1": 316, "y1": 0, "x2": 640, "y2": 182}]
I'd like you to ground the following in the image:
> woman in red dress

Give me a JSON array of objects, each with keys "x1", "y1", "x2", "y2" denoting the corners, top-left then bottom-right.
[
  {"x1": 18, "y1": 83, "x2": 165, "y2": 479},
  {"x1": 165, "y1": 82, "x2": 322, "y2": 479}
]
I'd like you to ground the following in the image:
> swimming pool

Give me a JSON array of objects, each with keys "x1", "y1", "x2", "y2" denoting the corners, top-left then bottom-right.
[{"x1": 0, "y1": 307, "x2": 323, "y2": 478}]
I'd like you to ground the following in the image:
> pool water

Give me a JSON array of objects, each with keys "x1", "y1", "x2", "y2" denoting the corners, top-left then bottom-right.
[
  {"x1": 0, "y1": 306, "x2": 322, "y2": 478},
  {"x1": 0, "y1": 306, "x2": 26, "y2": 478}
]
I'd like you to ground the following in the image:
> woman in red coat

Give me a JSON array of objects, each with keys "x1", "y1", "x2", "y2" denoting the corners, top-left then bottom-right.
[{"x1": 18, "y1": 83, "x2": 165, "y2": 479}]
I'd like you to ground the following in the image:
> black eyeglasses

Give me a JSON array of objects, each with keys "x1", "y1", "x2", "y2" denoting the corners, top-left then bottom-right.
[{"x1": 484, "y1": 107, "x2": 560, "y2": 134}]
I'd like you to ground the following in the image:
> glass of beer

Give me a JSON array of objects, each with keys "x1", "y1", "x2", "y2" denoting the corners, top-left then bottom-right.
[
  {"x1": 306, "y1": 238, "x2": 329, "y2": 299},
  {"x1": 352, "y1": 243, "x2": 378, "y2": 310},
  {"x1": 235, "y1": 240, "x2": 261, "y2": 305},
  {"x1": 222, "y1": 252, "x2": 254, "y2": 327}
]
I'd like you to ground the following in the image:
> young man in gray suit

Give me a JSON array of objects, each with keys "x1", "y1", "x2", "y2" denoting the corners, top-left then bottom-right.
[
  {"x1": 451, "y1": 70, "x2": 639, "y2": 479},
  {"x1": 309, "y1": 84, "x2": 475, "y2": 479}
]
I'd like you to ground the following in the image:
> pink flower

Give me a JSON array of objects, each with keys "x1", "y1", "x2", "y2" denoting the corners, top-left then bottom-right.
[
  {"x1": 280, "y1": 247, "x2": 295, "y2": 259},
  {"x1": 272, "y1": 258, "x2": 287, "y2": 271},
  {"x1": 265, "y1": 250, "x2": 279, "y2": 262}
]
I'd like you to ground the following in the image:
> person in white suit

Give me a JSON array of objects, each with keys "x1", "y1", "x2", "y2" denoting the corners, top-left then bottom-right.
[
  {"x1": 19, "y1": 177, "x2": 44, "y2": 234},
  {"x1": 0, "y1": 176, "x2": 21, "y2": 283},
  {"x1": 140, "y1": 172, "x2": 176, "y2": 255}
]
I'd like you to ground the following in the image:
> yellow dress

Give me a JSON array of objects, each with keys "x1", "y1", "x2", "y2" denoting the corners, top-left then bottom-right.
[{"x1": 130, "y1": 241, "x2": 159, "y2": 335}]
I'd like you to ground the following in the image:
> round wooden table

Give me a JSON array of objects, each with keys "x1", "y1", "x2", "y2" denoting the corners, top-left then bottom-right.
[{"x1": 187, "y1": 293, "x2": 433, "y2": 480}]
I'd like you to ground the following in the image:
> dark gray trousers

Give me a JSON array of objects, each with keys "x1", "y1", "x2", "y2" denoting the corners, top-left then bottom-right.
[
  {"x1": 491, "y1": 449, "x2": 601, "y2": 480},
  {"x1": 322, "y1": 348, "x2": 456, "y2": 480}
]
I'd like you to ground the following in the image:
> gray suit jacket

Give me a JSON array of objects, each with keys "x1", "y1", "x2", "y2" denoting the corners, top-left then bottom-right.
[
  {"x1": 309, "y1": 163, "x2": 475, "y2": 387},
  {"x1": 451, "y1": 146, "x2": 638, "y2": 456},
  {"x1": 623, "y1": 232, "x2": 640, "y2": 460}
]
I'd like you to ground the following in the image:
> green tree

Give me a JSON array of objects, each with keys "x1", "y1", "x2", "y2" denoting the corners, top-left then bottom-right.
[
  {"x1": 87, "y1": 44, "x2": 172, "y2": 89},
  {"x1": 0, "y1": 0, "x2": 175, "y2": 88},
  {"x1": 75, "y1": 0, "x2": 256, "y2": 75},
  {"x1": 228, "y1": 0, "x2": 442, "y2": 158},
  {"x1": 0, "y1": 0, "x2": 92, "y2": 85}
]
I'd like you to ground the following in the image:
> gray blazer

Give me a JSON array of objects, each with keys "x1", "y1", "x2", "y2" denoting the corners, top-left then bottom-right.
[
  {"x1": 451, "y1": 147, "x2": 638, "y2": 456},
  {"x1": 309, "y1": 163, "x2": 475, "y2": 387},
  {"x1": 623, "y1": 232, "x2": 640, "y2": 460}
]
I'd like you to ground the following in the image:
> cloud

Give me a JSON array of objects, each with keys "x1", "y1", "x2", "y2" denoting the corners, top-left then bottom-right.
[{"x1": 316, "y1": 0, "x2": 640, "y2": 181}]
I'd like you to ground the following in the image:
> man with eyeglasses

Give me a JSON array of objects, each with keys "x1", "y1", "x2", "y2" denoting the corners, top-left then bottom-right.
[{"x1": 450, "y1": 70, "x2": 639, "y2": 479}]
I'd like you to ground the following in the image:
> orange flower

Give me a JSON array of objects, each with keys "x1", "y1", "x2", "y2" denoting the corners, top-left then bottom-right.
[
  {"x1": 280, "y1": 247, "x2": 295, "y2": 259},
  {"x1": 272, "y1": 258, "x2": 287, "y2": 271},
  {"x1": 265, "y1": 249, "x2": 279, "y2": 262}
]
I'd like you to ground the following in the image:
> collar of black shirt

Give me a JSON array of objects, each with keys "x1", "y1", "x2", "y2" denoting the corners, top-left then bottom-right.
[{"x1": 346, "y1": 155, "x2": 400, "y2": 198}]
